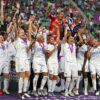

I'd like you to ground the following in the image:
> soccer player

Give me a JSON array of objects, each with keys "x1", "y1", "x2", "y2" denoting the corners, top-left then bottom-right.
[
  {"x1": 47, "y1": 36, "x2": 59, "y2": 96},
  {"x1": 89, "y1": 38, "x2": 100, "y2": 95},
  {"x1": 0, "y1": 35, "x2": 10, "y2": 95},
  {"x1": 32, "y1": 34, "x2": 48, "y2": 96},
  {"x1": 63, "y1": 26, "x2": 78, "y2": 96},
  {"x1": 14, "y1": 29, "x2": 33, "y2": 99},
  {"x1": 76, "y1": 35, "x2": 90, "y2": 95}
]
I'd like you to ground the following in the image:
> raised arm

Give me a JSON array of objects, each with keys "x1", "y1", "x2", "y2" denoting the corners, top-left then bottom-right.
[
  {"x1": 63, "y1": 25, "x2": 68, "y2": 44},
  {"x1": 28, "y1": 20, "x2": 32, "y2": 41},
  {"x1": 47, "y1": 44, "x2": 59, "y2": 56},
  {"x1": 26, "y1": 40, "x2": 36, "y2": 53},
  {"x1": 13, "y1": 17, "x2": 18, "y2": 39},
  {"x1": 1, "y1": 0, "x2": 4, "y2": 25}
]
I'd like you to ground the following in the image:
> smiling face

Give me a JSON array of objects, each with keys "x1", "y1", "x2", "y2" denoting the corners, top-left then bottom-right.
[
  {"x1": 92, "y1": 39, "x2": 99, "y2": 47},
  {"x1": 19, "y1": 30, "x2": 27, "y2": 39},
  {"x1": 49, "y1": 37, "x2": 55, "y2": 44},
  {"x1": 67, "y1": 36, "x2": 74, "y2": 44}
]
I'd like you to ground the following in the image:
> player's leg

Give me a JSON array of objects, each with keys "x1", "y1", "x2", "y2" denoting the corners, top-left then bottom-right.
[
  {"x1": 75, "y1": 71, "x2": 82, "y2": 95},
  {"x1": 32, "y1": 62, "x2": 40, "y2": 96},
  {"x1": 83, "y1": 72, "x2": 88, "y2": 95},
  {"x1": 69, "y1": 64, "x2": 78, "y2": 96},
  {"x1": 64, "y1": 63, "x2": 71, "y2": 96},
  {"x1": 18, "y1": 72, "x2": 25, "y2": 99},
  {"x1": 40, "y1": 72, "x2": 48, "y2": 96},
  {"x1": 3, "y1": 62, "x2": 10, "y2": 94},
  {"x1": 48, "y1": 74, "x2": 54, "y2": 96},
  {"x1": 23, "y1": 71, "x2": 31, "y2": 98}
]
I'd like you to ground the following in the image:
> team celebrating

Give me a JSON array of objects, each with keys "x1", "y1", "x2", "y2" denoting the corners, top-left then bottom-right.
[{"x1": 0, "y1": 0, "x2": 100, "y2": 99}]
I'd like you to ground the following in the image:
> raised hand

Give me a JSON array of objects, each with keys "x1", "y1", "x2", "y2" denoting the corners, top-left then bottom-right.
[
  {"x1": 1, "y1": 0, "x2": 5, "y2": 6},
  {"x1": 16, "y1": 2, "x2": 20, "y2": 9}
]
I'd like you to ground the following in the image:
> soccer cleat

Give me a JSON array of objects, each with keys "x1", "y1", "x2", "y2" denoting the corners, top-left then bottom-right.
[
  {"x1": 0, "y1": 89, "x2": 2, "y2": 95},
  {"x1": 65, "y1": 91, "x2": 69, "y2": 96},
  {"x1": 18, "y1": 93, "x2": 25, "y2": 99},
  {"x1": 75, "y1": 90, "x2": 79, "y2": 95},
  {"x1": 41, "y1": 89, "x2": 46, "y2": 96},
  {"x1": 3, "y1": 89, "x2": 10, "y2": 94},
  {"x1": 51, "y1": 92, "x2": 56, "y2": 96},
  {"x1": 33, "y1": 91, "x2": 38, "y2": 97},
  {"x1": 44, "y1": 89, "x2": 48, "y2": 96},
  {"x1": 38, "y1": 89, "x2": 42, "y2": 96},
  {"x1": 48, "y1": 92, "x2": 53, "y2": 96},
  {"x1": 24, "y1": 93, "x2": 31, "y2": 98},
  {"x1": 21, "y1": 95, "x2": 25, "y2": 99},
  {"x1": 84, "y1": 91, "x2": 88, "y2": 96},
  {"x1": 95, "y1": 91, "x2": 99, "y2": 96},
  {"x1": 68, "y1": 91, "x2": 74, "y2": 96}
]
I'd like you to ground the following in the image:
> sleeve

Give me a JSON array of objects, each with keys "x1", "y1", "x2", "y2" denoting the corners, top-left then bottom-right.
[{"x1": 49, "y1": 14, "x2": 56, "y2": 20}]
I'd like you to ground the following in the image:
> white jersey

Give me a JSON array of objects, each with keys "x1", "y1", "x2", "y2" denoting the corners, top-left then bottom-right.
[
  {"x1": 0, "y1": 41, "x2": 9, "y2": 62},
  {"x1": 8, "y1": 41, "x2": 16, "y2": 58},
  {"x1": 33, "y1": 41, "x2": 47, "y2": 60},
  {"x1": 64, "y1": 42, "x2": 77, "y2": 63},
  {"x1": 47, "y1": 43, "x2": 58, "y2": 63},
  {"x1": 77, "y1": 44, "x2": 88, "y2": 63},
  {"x1": 14, "y1": 38, "x2": 30, "y2": 59},
  {"x1": 59, "y1": 42, "x2": 64, "y2": 57},
  {"x1": 90, "y1": 45, "x2": 100, "y2": 65}
]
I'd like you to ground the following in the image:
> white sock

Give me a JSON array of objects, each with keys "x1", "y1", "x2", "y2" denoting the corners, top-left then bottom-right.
[
  {"x1": 69, "y1": 78, "x2": 77, "y2": 92},
  {"x1": 51, "y1": 80, "x2": 57, "y2": 92},
  {"x1": 4, "y1": 78, "x2": 9, "y2": 90},
  {"x1": 76, "y1": 75, "x2": 82, "y2": 90},
  {"x1": 84, "y1": 78, "x2": 88, "y2": 93},
  {"x1": 65, "y1": 78, "x2": 71, "y2": 92},
  {"x1": 48, "y1": 79, "x2": 53, "y2": 92},
  {"x1": 40, "y1": 76, "x2": 48, "y2": 90},
  {"x1": 61, "y1": 79, "x2": 65, "y2": 91},
  {"x1": 92, "y1": 78, "x2": 97, "y2": 91},
  {"x1": 18, "y1": 77, "x2": 24, "y2": 93},
  {"x1": 33, "y1": 75, "x2": 39, "y2": 91},
  {"x1": 23, "y1": 77, "x2": 29, "y2": 92}
]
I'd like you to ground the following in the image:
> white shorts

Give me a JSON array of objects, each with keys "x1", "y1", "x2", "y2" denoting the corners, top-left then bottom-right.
[
  {"x1": 47, "y1": 61, "x2": 58, "y2": 76},
  {"x1": 15, "y1": 58, "x2": 30, "y2": 72},
  {"x1": 0, "y1": 61, "x2": 10, "y2": 75},
  {"x1": 90, "y1": 63, "x2": 100, "y2": 75},
  {"x1": 64, "y1": 61, "x2": 78, "y2": 77},
  {"x1": 77, "y1": 60, "x2": 89, "y2": 72},
  {"x1": 33, "y1": 59, "x2": 47, "y2": 73},
  {"x1": 60, "y1": 57, "x2": 65, "y2": 73}
]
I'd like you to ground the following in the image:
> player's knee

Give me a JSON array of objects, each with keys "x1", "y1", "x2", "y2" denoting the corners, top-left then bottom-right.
[
  {"x1": 25, "y1": 71, "x2": 30, "y2": 78},
  {"x1": 20, "y1": 72, "x2": 25, "y2": 78},
  {"x1": 53, "y1": 75, "x2": 58, "y2": 80},
  {"x1": 34, "y1": 73, "x2": 40, "y2": 76},
  {"x1": 42, "y1": 72, "x2": 48, "y2": 76},
  {"x1": 92, "y1": 74, "x2": 96, "y2": 79},
  {"x1": 49, "y1": 74, "x2": 54, "y2": 80},
  {"x1": 4, "y1": 74, "x2": 9, "y2": 79}
]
